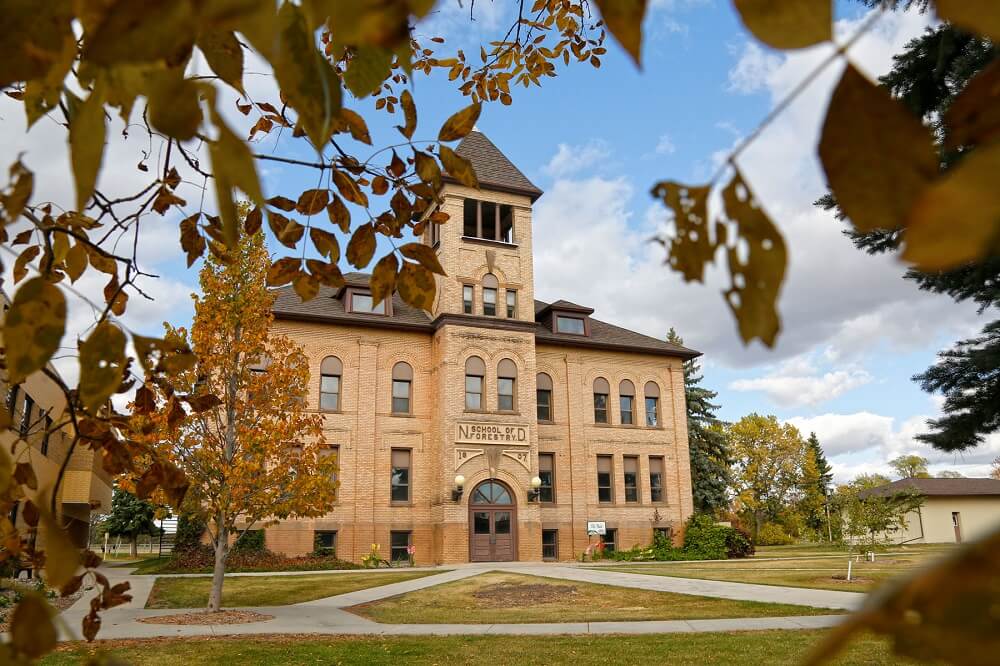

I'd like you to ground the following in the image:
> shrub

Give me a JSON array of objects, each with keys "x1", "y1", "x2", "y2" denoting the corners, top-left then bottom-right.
[
  {"x1": 232, "y1": 529, "x2": 266, "y2": 554},
  {"x1": 682, "y1": 514, "x2": 730, "y2": 560},
  {"x1": 757, "y1": 522, "x2": 795, "y2": 546},
  {"x1": 725, "y1": 526, "x2": 755, "y2": 558}
]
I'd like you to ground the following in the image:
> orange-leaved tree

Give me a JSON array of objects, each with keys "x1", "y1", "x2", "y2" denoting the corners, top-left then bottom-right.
[{"x1": 132, "y1": 230, "x2": 337, "y2": 611}]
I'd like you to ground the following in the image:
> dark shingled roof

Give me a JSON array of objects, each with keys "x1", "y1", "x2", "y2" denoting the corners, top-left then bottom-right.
[
  {"x1": 443, "y1": 131, "x2": 543, "y2": 201},
  {"x1": 271, "y1": 279, "x2": 700, "y2": 359},
  {"x1": 859, "y1": 477, "x2": 1000, "y2": 499}
]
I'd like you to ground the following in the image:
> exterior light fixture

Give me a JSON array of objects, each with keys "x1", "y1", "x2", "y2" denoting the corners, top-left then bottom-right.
[
  {"x1": 527, "y1": 475, "x2": 542, "y2": 502},
  {"x1": 452, "y1": 475, "x2": 465, "y2": 502}
]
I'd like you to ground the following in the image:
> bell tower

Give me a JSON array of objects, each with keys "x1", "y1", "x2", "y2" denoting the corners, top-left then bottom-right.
[{"x1": 423, "y1": 130, "x2": 543, "y2": 322}]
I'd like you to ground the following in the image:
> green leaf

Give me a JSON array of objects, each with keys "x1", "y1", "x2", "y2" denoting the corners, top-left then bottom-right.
[
  {"x1": 78, "y1": 321, "x2": 126, "y2": 413},
  {"x1": 438, "y1": 103, "x2": 481, "y2": 142},
  {"x1": 396, "y1": 261, "x2": 435, "y2": 311},
  {"x1": 439, "y1": 145, "x2": 478, "y2": 189},
  {"x1": 346, "y1": 222, "x2": 376, "y2": 268},
  {"x1": 3, "y1": 277, "x2": 66, "y2": 384},
  {"x1": 732, "y1": 0, "x2": 831, "y2": 50},
  {"x1": 70, "y1": 83, "x2": 107, "y2": 211},
  {"x1": 936, "y1": 0, "x2": 1000, "y2": 41},
  {"x1": 398, "y1": 242, "x2": 445, "y2": 275},
  {"x1": 197, "y1": 30, "x2": 245, "y2": 93},
  {"x1": 344, "y1": 46, "x2": 392, "y2": 98},
  {"x1": 818, "y1": 64, "x2": 938, "y2": 233},
  {"x1": 593, "y1": 0, "x2": 649, "y2": 66}
]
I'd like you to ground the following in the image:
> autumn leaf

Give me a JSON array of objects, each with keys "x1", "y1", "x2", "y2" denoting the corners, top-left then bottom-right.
[
  {"x1": 593, "y1": 0, "x2": 648, "y2": 66},
  {"x1": 267, "y1": 196, "x2": 297, "y2": 212},
  {"x1": 64, "y1": 242, "x2": 88, "y2": 282},
  {"x1": 309, "y1": 227, "x2": 340, "y2": 261},
  {"x1": 650, "y1": 181, "x2": 714, "y2": 282},
  {"x1": 936, "y1": 0, "x2": 1000, "y2": 42},
  {"x1": 3, "y1": 277, "x2": 66, "y2": 384},
  {"x1": 9, "y1": 595, "x2": 57, "y2": 659},
  {"x1": 12, "y1": 245, "x2": 40, "y2": 283},
  {"x1": 293, "y1": 272, "x2": 320, "y2": 301},
  {"x1": 244, "y1": 206, "x2": 263, "y2": 235},
  {"x1": 197, "y1": 30, "x2": 245, "y2": 93},
  {"x1": 70, "y1": 83, "x2": 107, "y2": 211},
  {"x1": 944, "y1": 59, "x2": 1000, "y2": 150},
  {"x1": 346, "y1": 223, "x2": 376, "y2": 268},
  {"x1": 180, "y1": 214, "x2": 206, "y2": 267},
  {"x1": 206, "y1": 91, "x2": 263, "y2": 247},
  {"x1": 396, "y1": 261, "x2": 436, "y2": 311},
  {"x1": 266, "y1": 257, "x2": 301, "y2": 286},
  {"x1": 78, "y1": 321, "x2": 127, "y2": 413},
  {"x1": 439, "y1": 145, "x2": 479, "y2": 189},
  {"x1": 399, "y1": 242, "x2": 446, "y2": 275},
  {"x1": 306, "y1": 258, "x2": 345, "y2": 288},
  {"x1": 414, "y1": 150, "x2": 442, "y2": 190},
  {"x1": 438, "y1": 102, "x2": 481, "y2": 141},
  {"x1": 0, "y1": 0, "x2": 73, "y2": 87},
  {"x1": 296, "y1": 189, "x2": 329, "y2": 215},
  {"x1": 40, "y1": 504, "x2": 80, "y2": 588},
  {"x1": 81, "y1": 0, "x2": 195, "y2": 66},
  {"x1": 399, "y1": 89, "x2": 417, "y2": 139},
  {"x1": 148, "y1": 73, "x2": 202, "y2": 141},
  {"x1": 344, "y1": 46, "x2": 392, "y2": 98},
  {"x1": 370, "y1": 252, "x2": 399, "y2": 306},
  {"x1": 339, "y1": 108, "x2": 372, "y2": 145},
  {"x1": 732, "y1": 0, "x2": 831, "y2": 50},
  {"x1": 333, "y1": 170, "x2": 369, "y2": 207},
  {"x1": 327, "y1": 193, "x2": 351, "y2": 233},
  {"x1": 268, "y1": 212, "x2": 305, "y2": 249}
]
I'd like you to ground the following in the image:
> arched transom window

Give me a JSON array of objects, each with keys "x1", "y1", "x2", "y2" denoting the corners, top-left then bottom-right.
[{"x1": 471, "y1": 481, "x2": 513, "y2": 505}]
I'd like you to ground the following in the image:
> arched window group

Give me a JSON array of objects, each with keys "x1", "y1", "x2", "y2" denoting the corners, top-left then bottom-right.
[
  {"x1": 592, "y1": 377, "x2": 662, "y2": 427},
  {"x1": 464, "y1": 356, "x2": 519, "y2": 412}
]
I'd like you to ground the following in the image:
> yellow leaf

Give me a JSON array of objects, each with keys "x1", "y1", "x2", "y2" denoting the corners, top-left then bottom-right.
[
  {"x1": 309, "y1": 227, "x2": 340, "y2": 261},
  {"x1": 64, "y1": 241, "x2": 88, "y2": 282},
  {"x1": 594, "y1": 0, "x2": 648, "y2": 66},
  {"x1": 78, "y1": 321, "x2": 126, "y2": 413},
  {"x1": 732, "y1": 0, "x2": 831, "y2": 50},
  {"x1": 344, "y1": 46, "x2": 392, "y2": 98},
  {"x1": 40, "y1": 502, "x2": 80, "y2": 588},
  {"x1": 197, "y1": 29, "x2": 245, "y2": 93},
  {"x1": 70, "y1": 83, "x2": 107, "y2": 211},
  {"x1": 396, "y1": 261, "x2": 435, "y2": 311},
  {"x1": 0, "y1": 446, "x2": 12, "y2": 495},
  {"x1": 936, "y1": 0, "x2": 1000, "y2": 41},
  {"x1": 439, "y1": 145, "x2": 478, "y2": 189},
  {"x1": 370, "y1": 252, "x2": 398, "y2": 306},
  {"x1": 333, "y1": 170, "x2": 369, "y2": 207},
  {"x1": 398, "y1": 242, "x2": 445, "y2": 275},
  {"x1": 818, "y1": 64, "x2": 938, "y2": 233},
  {"x1": 346, "y1": 222, "x2": 376, "y2": 268},
  {"x1": 9, "y1": 594, "x2": 57, "y2": 659},
  {"x1": 721, "y1": 168, "x2": 787, "y2": 347},
  {"x1": 305, "y1": 258, "x2": 345, "y2": 288},
  {"x1": 399, "y1": 89, "x2": 417, "y2": 139},
  {"x1": 13, "y1": 245, "x2": 40, "y2": 283},
  {"x1": 944, "y1": 59, "x2": 1000, "y2": 150},
  {"x1": 148, "y1": 73, "x2": 203, "y2": 141},
  {"x1": 3, "y1": 277, "x2": 66, "y2": 384},
  {"x1": 650, "y1": 181, "x2": 714, "y2": 282},
  {"x1": 0, "y1": 0, "x2": 73, "y2": 86},
  {"x1": 902, "y1": 141, "x2": 1000, "y2": 271},
  {"x1": 438, "y1": 103, "x2": 481, "y2": 142}
]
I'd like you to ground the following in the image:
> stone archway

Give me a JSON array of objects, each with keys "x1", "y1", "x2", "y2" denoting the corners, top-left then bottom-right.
[{"x1": 468, "y1": 480, "x2": 517, "y2": 562}]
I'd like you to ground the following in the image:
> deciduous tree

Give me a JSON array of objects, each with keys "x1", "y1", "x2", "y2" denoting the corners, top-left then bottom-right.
[
  {"x1": 838, "y1": 479, "x2": 924, "y2": 551},
  {"x1": 889, "y1": 455, "x2": 930, "y2": 479}
]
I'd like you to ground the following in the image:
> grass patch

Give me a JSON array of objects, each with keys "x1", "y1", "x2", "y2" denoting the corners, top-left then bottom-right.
[
  {"x1": 601, "y1": 548, "x2": 951, "y2": 593},
  {"x1": 349, "y1": 572, "x2": 837, "y2": 624},
  {"x1": 145, "y1": 571, "x2": 439, "y2": 609},
  {"x1": 43, "y1": 630, "x2": 917, "y2": 665},
  {"x1": 754, "y1": 543, "x2": 954, "y2": 559},
  {"x1": 128, "y1": 553, "x2": 364, "y2": 575}
]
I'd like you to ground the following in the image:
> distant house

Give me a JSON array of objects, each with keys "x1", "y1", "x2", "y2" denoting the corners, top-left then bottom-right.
[{"x1": 859, "y1": 477, "x2": 1000, "y2": 544}]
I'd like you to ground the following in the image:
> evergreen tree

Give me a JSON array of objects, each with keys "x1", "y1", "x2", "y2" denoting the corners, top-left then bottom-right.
[
  {"x1": 801, "y1": 432, "x2": 834, "y2": 538},
  {"x1": 667, "y1": 328, "x2": 731, "y2": 514},
  {"x1": 807, "y1": 432, "x2": 834, "y2": 495},
  {"x1": 104, "y1": 488, "x2": 160, "y2": 558},
  {"x1": 817, "y1": 20, "x2": 999, "y2": 453}
]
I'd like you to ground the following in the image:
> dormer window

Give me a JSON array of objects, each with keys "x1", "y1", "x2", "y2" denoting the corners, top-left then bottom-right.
[
  {"x1": 463, "y1": 199, "x2": 514, "y2": 243},
  {"x1": 556, "y1": 316, "x2": 585, "y2": 335},
  {"x1": 349, "y1": 291, "x2": 387, "y2": 315}
]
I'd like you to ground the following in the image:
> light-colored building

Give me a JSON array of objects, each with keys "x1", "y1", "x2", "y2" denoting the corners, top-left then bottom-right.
[
  {"x1": 860, "y1": 477, "x2": 1000, "y2": 544},
  {"x1": 265, "y1": 131, "x2": 699, "y2": 564}
]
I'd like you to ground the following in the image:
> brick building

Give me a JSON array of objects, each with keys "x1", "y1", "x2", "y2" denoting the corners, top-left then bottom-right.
[{"x1": 266, "y1": 131, "x2": 698, "y2": 564}]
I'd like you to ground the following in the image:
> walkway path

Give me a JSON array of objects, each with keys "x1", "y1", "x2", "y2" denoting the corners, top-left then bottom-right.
[{"x1": 58, "y1": 562, "x2": 861, "y2": 642}]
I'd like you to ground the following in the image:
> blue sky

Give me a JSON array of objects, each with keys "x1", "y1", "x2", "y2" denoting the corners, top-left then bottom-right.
[{"x1": 3, "y1": 1, "x2": 995, "y2": 481}]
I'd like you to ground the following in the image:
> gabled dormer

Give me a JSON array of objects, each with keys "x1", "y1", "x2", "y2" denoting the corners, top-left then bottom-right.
[{"x1": 424, "y1": 130, "x2": 543, "y2": 323}]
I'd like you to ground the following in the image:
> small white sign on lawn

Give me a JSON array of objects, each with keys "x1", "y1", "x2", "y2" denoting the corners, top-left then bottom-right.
[{"x1": 587, "y1": 521, "x2": 606, "y2": 536}]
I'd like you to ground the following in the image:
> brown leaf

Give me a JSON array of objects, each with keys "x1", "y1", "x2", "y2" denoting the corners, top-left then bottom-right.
[
  {"x1": 388, "y1": 150, "x2": 406, "y2": 178},
  {"x1": 10, "y1": 595, "x2": 57, "y2": 659},
  {"x1": 396, "y1": 261, "x2": 436, "y2": 311},
  {"x1": 266, "y1": 257, "x2": 302, "y2": 286},
  {"x1": 651, "y1": 181, "x2": 714, "y2": 282},
  {"x1": 439, "y1": 145, "x2": 479, "y2": 189},
  {"x1": 3, "y1": 277, "x2": 66, "y2": 384},
  {"x1": 14, "y1": 462, "x2": 37, "y2": 491},
  {"x1": 179, "y1": 213, "x2": 206, "y2": 267},
  {"x1": 398, "y1": 242, "x2": 445, "y2": 275},
  {"x1": 414, "y1": 150, "x2": 442, "y2": 190},
  {"x1": 152, "y1": 185, "x2": 187, "y2": 215},
  {"x1": 78, "y1": 322, "x2": 126, "y2": 413},
  {"x1": 594, "y1": 0, "x2": 649, "y2": 65},
  {"x1": 346, "y1": 223, "x2": 376, "y2": 268},
  {"x1": 399, "y1": 89, "x2": 417, "y2": 139},
  {"x1": 268, "y1": 212, "x2": 305, "y2": 248},
  {"x1": 296, "y1": 188, "x2": 329, "y2": 215},
  {"x1": 327, "y1": 194, "x2": 351, "y2": 233},
  {"x1": 133, "y1": 384, "x2": 157, "y2": 415},
  {"x1": 333, "y1": 170, "x2": 369, "y2": 207},
  {"x1": 936, "y1": 0, "x2": 1000, "y2": 41},
  {"x1": 438, "y1": 102, "x2": 481, "y2": 142},
  {"x1": 370, "y1": 252, "x2": 399, "y2": 306},
  {"x1": 305, "y1": 259, "x2": 345, "y2": 288},
  {"x1": 70, "y1": 83, "x2": 107, "y2": 211},
  {"x1": 371, "y1": 175, "x2": 389, "y2": 196},
  {"x1": 64, "y1": 242, "x2": 88, "y2": 282},
  {"x1": 86, "y1": 245, "x2": 117, "y2": 276},
  {"x1": 40, "y1": 504, "x2": 80, "y2": 588},
  {"x1": 13, "y1": 245, "x2": 40, "y2": 283},
  {"x1": 944, "y1": 59, "x2": 1000, "y2": 150},
  {"x1": 267, "y1": 196, "x2": 297, "y2": 212},
  {"x1": 339, "y1": 108, "x2": 372, "y2": 145},
  {"x1": 293, "y1": 272, "x2": 320, "y2": 301},
  {"x1": 82, "y1": 0, "x2": 195, "y2": 66},
  {"x1": 902, "y1": 141, "x2": 1000, "y2": 271},
  {"x1": 244, "y1": 206, "x2": 263, "y2": 235},
  {"x1": 184, "y1": 393, "x2": 222, "y2": 413},
  {"x1": 309, "y1": 227, "x2": 340, "y2": 261},
  {"x1": 732, "y1": 0, "x2": 831, "y2": 50},
  {"x1": 818, "y1": 64, "x2": 938, "y2": 233}
]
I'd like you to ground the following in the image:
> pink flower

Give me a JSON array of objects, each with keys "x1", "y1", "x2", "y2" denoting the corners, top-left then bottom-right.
[{"x1": 406, "y1": 544, "x2": 416, "y2": 555}]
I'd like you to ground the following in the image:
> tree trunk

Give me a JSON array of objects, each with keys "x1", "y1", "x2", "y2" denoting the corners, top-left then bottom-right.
[
  {"x1": 754, "y1": 509, "x2": 763, "y2": 542},
  {"x1": 129, "y1": 537, "x2": 138, "y2": 558},
  {"x1": 208, "y1": 518, "x2": 229, "y2": 612}
]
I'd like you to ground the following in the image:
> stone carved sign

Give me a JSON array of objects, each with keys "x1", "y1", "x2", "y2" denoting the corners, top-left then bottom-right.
[{"x1": 456, "y1": 422, "x2": 529, "y2": 445}]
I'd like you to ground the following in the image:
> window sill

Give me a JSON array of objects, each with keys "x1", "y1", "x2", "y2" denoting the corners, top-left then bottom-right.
[
  {"x1": 390, "y1": 501, "x2": 413, "y2": 507},
  {"x1": 537, "y1": 420, "x2": 556, "y2": 425},
  {"x1": 496, "y1": 409, "x2": 520, "y2": 416},
  {"x1": 390, "y1": 412, "x2": 415, "y2": 418},
  {"x1": 319, "y1": 409, "x2": 344, "y2": 415},
  {"x1": 461, "y1": 236, "x2": 518, "y2": 249}
]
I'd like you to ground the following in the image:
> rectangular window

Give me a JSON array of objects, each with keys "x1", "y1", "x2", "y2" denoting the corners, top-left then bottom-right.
[
  {"x1": 483, "y1": 287, "x2": 497, "y2": 316},
  {"x1": 497, "y1": 378, "x2": 515, "y2": 411},
  {"x1": 463, "y1": 285, "x2": 474, "y2": 314},
  {"x1": 465, "y1": 375, "x2": 483, "y2": 410},
  {"x1": 20, "y1": 395, "x2": 33, "y2": 436},
  {"x1": 482, "y1": 201, "x2": 498, "y2": 240},
  {"x1": 537, "y1": 388, "x2": 552, "y2": 422},
  {"x1": 314, "y1": 530, "x2": 337, "y2": 554},
  {"x1": 5, "y1": 385, "x2": 18, "y2": 415},
  {"x1": 392, "y1": 380, "x2": 411, "y2": 414},
  {"x1": 506, "y1": 290, "x2": 516, "y2": 318},
  {"x1": 624, "y1": 456, "x2": 639, "y2": 503},
  {"x1": 499, "y1": 205, "x2": 514, "y2": 243},
  {"x1": 649, "y1": 456, "x2": 664, "y2": 503},
  {"x1": 538, "y1": 453, "x2": 555, "y2": 503},
  {"x1": 41, "y1": 415, "x2": 52, "y2": 456},
  {"x1": 602, "y1": 528, "x2": 617, "y2": 553},
  {"x1": 320, "y1": 374, "x2": 340, "y2": 411},
  {"x1": 620, "y1": 395, "x2": 634, "y2": 425},
  {"x1": 556, "y1": 316, "x2": 585, "y2": 335},
  {"x1": 390, "y1": 531, "x2": 412, "y2": 563},
  {"x1": 594, "y1": 392, "x2": 608, "y2": 424},
  {"x1": 463, "y1": 199, "x2": 478, "y2": 237},
  {"x1": 645, "y1": 397, "x2": 659, "y2": 427},
  {"x1": 351, "y1": 292, "x2": 387, "y2": 315},
  {"x1": 542, "y1": 529, "x2": 558, "y2": 560},
  {"x1": 597, "y1": 455, "x2": 613, "y2": 503},
  {"x1": 390, "y1": 449, "x2": 411, "y2": 503}
]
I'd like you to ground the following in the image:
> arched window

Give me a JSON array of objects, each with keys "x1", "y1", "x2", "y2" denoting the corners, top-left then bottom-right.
[
  {"x1": 644, "y1": 381, "x2": 660, "y2": 427},
  {"x1": 593, "y1": 377, "x2": 610, "y2": 423},
  {"x1": 619, "y1": 380, "x2": 635, "y2": 425},
  {"x1": 465, "y1": 356, "x2": 486, "y2": 410},
  {"x1": 497, "y1": 359, "x2": 517, "y2": 411},
  {"x1": 482, "y1": 274, "x2": 498, "y2": 316},
  {"x1": 320, "y1": 356, "x2": 342, "y2": 411},
  {"x1": 536, "y1": 372, "x2": 553, "y2": 422},
  {"x1": 392, "y1": 362, "x2": 413, "y2": 414},
  {"x1": 471, "y1": 481, "x2": 513, "y2": 505}
]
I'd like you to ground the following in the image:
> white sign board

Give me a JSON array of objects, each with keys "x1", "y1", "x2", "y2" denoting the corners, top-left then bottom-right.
[{"x1": 587, "y1": 521, "x2": 606, "y2": 536}]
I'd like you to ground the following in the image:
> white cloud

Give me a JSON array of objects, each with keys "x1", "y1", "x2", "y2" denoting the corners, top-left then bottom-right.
[
  {"x1": 655, "y1": 134, "x2": 677, "y2": 155},
  {"x1": 729, "y1": 355, "x2": 872, "y2": 406},
  {"x1": 727, "y1": 42, "x2": 781, "y2": 94},
  {"x1": 542, "y1": 140, "x2": 612, "y2": 178}
]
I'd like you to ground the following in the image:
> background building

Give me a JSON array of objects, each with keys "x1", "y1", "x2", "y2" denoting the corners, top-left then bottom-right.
[{"x1": 267, "y1": 131, "x2": 698, "y2": 564}]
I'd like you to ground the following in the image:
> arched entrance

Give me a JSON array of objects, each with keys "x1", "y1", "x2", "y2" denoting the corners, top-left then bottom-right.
[{"x1": 469, "y1": 480, "x2": 517, "y2": 562}]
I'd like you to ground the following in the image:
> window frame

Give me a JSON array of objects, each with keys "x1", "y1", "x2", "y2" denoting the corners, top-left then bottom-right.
[
  {"x1": 601, "y1": 528, "x2": 618, "y2": 553},
  {"x1": 319, "y1": 356, "x2": 343, "y2": 412},
  {"x1": 390, "y1": 530, "x2": 412, "y2": 563},
  {"x1": 505, "y1": 289, "x2": 517, "y2": 318},
  {"x1": 644, "y1": 382, "x2": 661, "y2": 427},
  {"x1": 623, "y1": 455, "x2": 640, "y2": 504},
  {"x1": 597, "y1": 455, "x2": 614, "y2": 504},
  {"x1": 542, "y1": 529, "x2": 558, "y2": 561},
  {"x1": 555, "y1": 315, "x2": 587, "y2": 335},
  {"x1": 497, "y1": 359, "x2": 517, "y2": 412},
  {"x1": 464, "y1": 356, "x2": 486, "y2": 411},
  {"x1": 391, "y1": 362, "x2": 413, "y2": 415},
  {"x1": 314, "y1": 530, "x2": 337, "y2": 554},
  {"x1": 649, "y1": 455, "x2": 665, "y2": 504},
  {"x1": 619, "y1": 380, "x2": 635, "y2": 426},
  {"x1": 463, "y1": 284, "x2": 474, "y2": 314},
  {"x1": 390, "y1": 448, "x2": 411, "y2": 504},
  {"x1": 538, "y1": 452, "x2": 555, "y2": 503},
  {"x1": 348, "y1": 290, "x2": 389, "y2": 315},
  {"x1": 593, "y1": 377, "x2": 610, "y2": 424}
]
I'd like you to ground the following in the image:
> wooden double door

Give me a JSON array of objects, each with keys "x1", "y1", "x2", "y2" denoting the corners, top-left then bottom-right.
[{"x1": 469, "y1": 480, "x2": 517, "y2": 562}]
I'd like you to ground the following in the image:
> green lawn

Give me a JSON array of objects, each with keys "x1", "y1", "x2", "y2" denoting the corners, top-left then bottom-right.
[
  {"x1": 754, "y1": 543, "x2": 954, "y2": 559},
  {"x1": 601, "y1": 548, "x2": 952, "y2": 593},
  {"x1": 43, "y1": 631, "x2": 918, "y2": 665},
  {"x1": 146, "y1": 571, "x2": 438, "y2": 608},
  {"x1": 349, "y1": 571, "x2": 837, "y2": 624}
]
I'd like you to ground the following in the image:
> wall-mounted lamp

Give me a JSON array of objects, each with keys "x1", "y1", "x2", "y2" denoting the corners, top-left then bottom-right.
[
  {"x1": 527, "y1": 476, "x2": 542, "y2": 502},
  {"x1": 452, "y1": 475, "x2": 465, "y2": 502}
]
